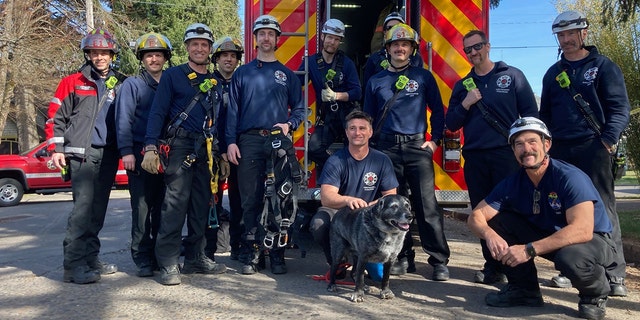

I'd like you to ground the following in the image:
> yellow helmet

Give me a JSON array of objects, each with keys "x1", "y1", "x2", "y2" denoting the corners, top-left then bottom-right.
[
  {"x1": 384, "y1": 23, "x2": 418, "y2": 47},
  {"x1": 134, "y1": 32, "x2": 172, "y2": 60}
]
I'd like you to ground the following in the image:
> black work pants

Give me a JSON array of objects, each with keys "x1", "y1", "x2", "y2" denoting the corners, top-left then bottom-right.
[
  {"x1": 236, "y1": 133, "x2": 269, "y2": 251},
  {"x1": 488, "y1": 211, "x2": 615, "y2": 298},
  {"x1": 310, "y1": 206, "x2": 339, "y2": 265},
  {"x1": 154, "y1": 136, "x2": 212, "y2": 267},
  {"x1": 308, "y1": 108, "x2": 348, "y2": 178},
  {"x1": 377, "y1": 137, "x2": 450, "y2": 266},
  {"x1": 63, "y1": 145, "x2": 119, "y2": 269},
  {"x1": 128, "y1": 143, "x2": 164, "y2": 268},
  {"x1": 463, "y1": 146, "x2": 520, "y2": 273},
  {"x1": 550, "y1": 137, "x2": 626, "y2": 281}
]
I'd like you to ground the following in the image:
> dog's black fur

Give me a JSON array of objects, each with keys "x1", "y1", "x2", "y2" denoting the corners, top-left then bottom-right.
[{"x1": 328, "y1": 194, "x2": 413, "y2": 302}]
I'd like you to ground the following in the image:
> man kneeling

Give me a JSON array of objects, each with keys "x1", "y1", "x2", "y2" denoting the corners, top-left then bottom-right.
[{"x1": 467, "y1": 117, "x2": 617, "y2": 320}]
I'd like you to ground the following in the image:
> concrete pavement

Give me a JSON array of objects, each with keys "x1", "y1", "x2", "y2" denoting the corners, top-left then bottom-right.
[{"x1": 0, "y1": 190, "x2": 638, "y2": 319}]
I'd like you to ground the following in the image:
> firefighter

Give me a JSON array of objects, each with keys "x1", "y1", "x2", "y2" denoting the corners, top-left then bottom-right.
[
  {"x1": 363, "y1": 23, "x2": 450, "y2": 281},
  {"x1": 115, "y1": 32, "x2": 172, "y2": 277},
  {"x1": 540, "y1": 10, "x2": 630, "y2": 296},
  {"x1": 297, "y1": 18, "x2": 362, "y2": 180},
  {"x1": 446, "y1": 29, "x2": 539, "y2": 284},
  {"x1": 142, "y1": 23, "x2": 227, "y2": 286},
  {"x1": 226, "y1": 14, "x2": 305, "y2": 275},
  {"x1": 205, "y1": 36, "x2": 244, "y2": 261},
  {"x1": 47, "y1": 28, "x2": 127, "y2": 284},
  {"x1": 468, "y1": 117, "x2": 616, "y2": 320},
  {"x1": 362, "y1": 12, "x2": 424, "y2": 90}
]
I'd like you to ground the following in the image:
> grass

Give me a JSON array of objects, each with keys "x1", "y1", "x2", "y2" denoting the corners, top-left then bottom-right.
[
  {"x1": 615, "y1": 170, "x2": 639, "y2": 186},
  {"x1": 619, "y1": 210, "x2": 640, "y2": 242}
]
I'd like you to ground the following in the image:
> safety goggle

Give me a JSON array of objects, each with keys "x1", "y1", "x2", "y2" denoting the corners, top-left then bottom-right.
[
  {"x1": 552, "y1": 17, "x2": 587, "y2": 29},
  {"x1": 254, "y1": 18, "x2": 281, "y2": 30},
  {"x1": 186, "y1": 27, "x2": 213, "y2": 38},
  {"x1": 463, "y1": 42, "x2": 486, "y2": 54},
  {"x1": 323, "y1": 25, "x2": 344, "y2": 35}
]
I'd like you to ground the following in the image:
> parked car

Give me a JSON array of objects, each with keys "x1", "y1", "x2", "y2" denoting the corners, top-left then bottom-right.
[{"x1": 0, "y1": 142, "x2": 128, "y2": 207}]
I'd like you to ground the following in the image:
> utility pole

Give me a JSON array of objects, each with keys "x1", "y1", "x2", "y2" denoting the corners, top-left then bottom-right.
[{"x1": 86, "y1": 0, "x2": 94, "y2": 30}]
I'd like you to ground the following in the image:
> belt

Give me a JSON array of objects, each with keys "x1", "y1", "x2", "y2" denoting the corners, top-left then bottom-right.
[
  {"x1": 378, "y1": 132, "x2": 424, "y2": 143},
  {"x1": 244, "y1": 129, "x2": 271, "y2": 137},
  {"x1": 174, "y1": 128, "x2": 201, "y2": 139}
]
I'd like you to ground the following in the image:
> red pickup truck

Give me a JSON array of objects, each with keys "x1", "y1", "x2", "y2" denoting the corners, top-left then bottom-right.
[{"x1": 0, "y1": 142, "x2": 128, "y2": 207}]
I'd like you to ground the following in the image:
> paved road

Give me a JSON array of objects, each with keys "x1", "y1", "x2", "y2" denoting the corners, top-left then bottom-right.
[{"x1": 0, "y1": 190, "x2": 638, "y2": 319}]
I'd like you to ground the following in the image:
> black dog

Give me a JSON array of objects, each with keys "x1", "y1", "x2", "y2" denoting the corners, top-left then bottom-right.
[{"x1": 328, "y1": 194, "x2": 413, "y2": 302}]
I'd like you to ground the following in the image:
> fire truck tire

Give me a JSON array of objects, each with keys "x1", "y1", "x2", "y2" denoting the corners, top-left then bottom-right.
[{"x1": 0, "y1": 178, "x2": 24, "y2": 207}]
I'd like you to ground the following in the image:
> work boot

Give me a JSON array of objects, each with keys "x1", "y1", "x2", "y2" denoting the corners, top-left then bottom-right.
[
  {"x1": 182, "y1": 255, "x2": 227, "y2": 274},
  {"x1": 549, "y1": 273, "x2": 572, "y2": 288},
  {"x1": 406, "y1": 249, "x2": 416, "y2": 273},
  {"x1": 63, "y1": 265, "x2": 101, "y2": 284},
  {"x1": 432, "y1": 264, "x2": 450, "y2": 281},
  {"x1": 88, "y1": 260, "x2": 117, "y2": 275},
  {"x1": 609, "y1": 278, "x2": 627, "y2": 297},
  {"x1": 474, "y1": 268, "x2": 507, "y2": 284},
  {"x1": 578, "y1": 296, "x2": 607, "y2": 320},
  {"x1": 269, "y1": 249, "x2": 287, "y2": 275},
  {"x1": 136, "y1": 263, "x2": 155, "y2": 277},
  {"x1": 485, "y1": 284, "x2": 544, "y2": 307},
  {"x1": 159, "y1": 265, "x2": 181, "y2": 285},
  {"x1": 390, "y1": 257, "x2": 408, "y2": 276},
  {"x1": 241, "y1": 249, "x2": 265, "y2": 275}
]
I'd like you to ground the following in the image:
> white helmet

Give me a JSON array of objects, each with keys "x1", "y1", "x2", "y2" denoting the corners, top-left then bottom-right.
[
  {"x1": 253, "y1": 15, "x2": 281, "y2": 35},
  {"x1": 184, "y1": 23, "x2": 214, "y2": 43},
  {"x1": 384, "y1": 12, "x2": 405, "y2": 29},
  {"x1": 508, "y1": 117, "x2": 552, "y2": 145},
  {"x1": 322, "y1": 19, "x2": 345, "y2": 38},
  {"x1": 552, "y1": 11, "x2": 589, "y2": 34}
]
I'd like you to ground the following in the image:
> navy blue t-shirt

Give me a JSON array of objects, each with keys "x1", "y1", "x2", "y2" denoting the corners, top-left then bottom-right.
[
  {"x1": 485, "y1": 158, "x2": 612, "y2": 233},
  {"x1": 319, "y1": 147, "x2": 398, "y2": 202}
]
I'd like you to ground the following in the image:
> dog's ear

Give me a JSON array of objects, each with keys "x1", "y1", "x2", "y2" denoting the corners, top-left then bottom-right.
[{"x1": 372, "y1": 195, "x2": 386, "y2": 218}]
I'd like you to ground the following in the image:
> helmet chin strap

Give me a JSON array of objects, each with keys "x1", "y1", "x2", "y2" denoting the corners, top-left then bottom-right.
[{"x1": 522, "y1": 154, "x2": 549, "y2": 170}]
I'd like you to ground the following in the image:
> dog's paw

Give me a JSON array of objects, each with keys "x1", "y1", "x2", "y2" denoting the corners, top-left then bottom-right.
[
  {"x1": 350, "y1": 290, "x2": 365, "y2": 303},
  {"x1": 380, "y1": 289, "x2": 395, "y2": 300},
  {"x1": 327, "y1": 284, "x2": 337, "y2": 292}
]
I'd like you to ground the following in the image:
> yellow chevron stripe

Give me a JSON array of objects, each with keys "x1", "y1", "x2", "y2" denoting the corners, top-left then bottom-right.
[
  {"x1": 420, "y1": 17, "x2": 471, "y2": 81},
  {"x1": 277, "y1": 12, "x2": 318, "y2": 64}
]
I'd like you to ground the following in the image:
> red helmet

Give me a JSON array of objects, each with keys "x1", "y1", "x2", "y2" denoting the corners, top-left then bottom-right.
[{"x1": 81, "y1": 28, "x2": 118, "y2": 54}]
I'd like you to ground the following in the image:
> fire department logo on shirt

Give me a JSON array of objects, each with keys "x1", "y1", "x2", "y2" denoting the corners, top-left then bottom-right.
[
  {"x1": 584, "y1": 67, "x2": 598, "y2": 82},
  {"x1": 406, "y1": 80, "x2": 419, "y2": 93},
  {"x1": 496, "y1": 75, "x2": 511, "y2": 89},
  {"x1": 548, "y1": 191, "x2": 562, "y2": 212},
  {"x1": 363, "y1": 172, "x2": 378, "y2": 187},
  {"x1": 275, "y1": 70, "x2": 287, "y2": 86}
]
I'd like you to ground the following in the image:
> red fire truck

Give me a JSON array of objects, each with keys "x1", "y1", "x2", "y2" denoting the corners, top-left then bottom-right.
[{"x1": 244, "y1": 0, "x2": 490, "y2": 206}]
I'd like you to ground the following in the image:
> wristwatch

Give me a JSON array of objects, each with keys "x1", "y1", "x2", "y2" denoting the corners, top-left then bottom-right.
[
  {"x1": 525, "y1": 242, "x2": 537, "y2": 259},
  {"x1": 144, "y1": 144, "x2": 158, "y2": 154},
  {"x1": 287, "y1": 121, "x2": 294, "y2": 130}
]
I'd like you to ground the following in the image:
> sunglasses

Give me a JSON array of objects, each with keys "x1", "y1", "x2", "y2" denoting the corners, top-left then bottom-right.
[
  {"x1": 463, "y1": 42, "x2": 486, "y2": 54},
  {"x1": 533, "y1": 189, "x2": 541, "y2": 215}
]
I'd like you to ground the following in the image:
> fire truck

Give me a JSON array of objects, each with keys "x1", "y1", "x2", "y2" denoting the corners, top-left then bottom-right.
[{"x1": 244, "y1": 0, "x2": 490, "y2": 206}]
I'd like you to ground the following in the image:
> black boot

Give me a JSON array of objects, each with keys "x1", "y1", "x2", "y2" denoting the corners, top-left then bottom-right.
[
  {"x1": 406, "y1": 249, "x2": 416, "y2": 273},
  {"x1": 269, "y1": 248, "x2": 287, "y2": 274},
  {"x1": 240, "y1": 243, "x2": 264, "y2": 275}
]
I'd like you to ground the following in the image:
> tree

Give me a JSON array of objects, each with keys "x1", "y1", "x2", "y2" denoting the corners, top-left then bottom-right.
[
  {"x1": 0, "y1": 0, "x2": 83, "y2": 151},
  {"x1": 105, "y1": 0, "x2": 241, "y2": 73}
]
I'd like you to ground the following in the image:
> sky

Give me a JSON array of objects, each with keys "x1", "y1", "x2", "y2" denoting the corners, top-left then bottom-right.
[{"x1": 489, "y1": 0, "x2": 561, "y2": 96}]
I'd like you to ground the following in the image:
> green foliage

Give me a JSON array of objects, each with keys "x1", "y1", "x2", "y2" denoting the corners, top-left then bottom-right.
[{"x1": 106, "y1": 0, "x2": 241, "y2": 72}]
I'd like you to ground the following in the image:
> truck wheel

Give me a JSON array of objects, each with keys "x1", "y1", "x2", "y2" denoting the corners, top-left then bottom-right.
[{"x1": 0, "y1": 178, "x2": 24, "y2": 207}]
